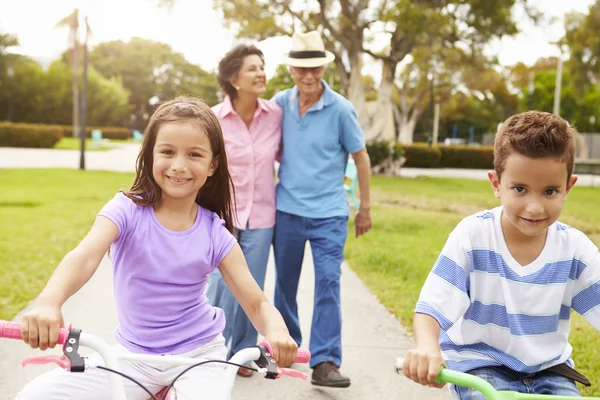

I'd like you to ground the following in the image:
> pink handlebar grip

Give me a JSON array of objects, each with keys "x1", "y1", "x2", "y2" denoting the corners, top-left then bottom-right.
[
  {"x1": 258, "y1": 341, "x2": 311, "y2": 364},
  {"x1": 0, "y1": 320, "x2": 70, "y2": 345},
  {"x1": 294, "y1": 348, "x2": 311, "y2": 364}
]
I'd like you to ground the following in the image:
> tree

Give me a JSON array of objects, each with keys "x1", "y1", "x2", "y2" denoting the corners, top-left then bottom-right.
[
  {"x1": 42, "y1": 61, "x2": 74, "y2": 124},
  {"x1": 507, "y1": 57, "x2": 557, "y2": 96},
  {"x1": 85, "y1": 67, "x2": 133, "y2": 126},
  {"x1": 393, "y1": 43, "x2": 516, "y2": 143},
  {"x1": 0, "y1": 55, "x2": 132, "y2": 126},
  {"x1": 207, "y1": 0, "x2": 534, "y2": 142},
  {"x1": 56, "y1": 9, "x2": 80, "y2": 137},
  {"x1": 439, "y1": 69, "x2": 519, "y2": 138},
  {"x1": 89, "y1": 37, "x2": 218, "y2": 127},
  {"x1": 521, "y1": 69, "x2": 599, "y2": 132},
  {"x1": 0, "y1": 31, "x2": 19, "y2": 90},
  {"x1": 0, "y1": 31, "x2": 19, "y2": 121},
  {"x1": 155, "y1": 60, "x2": 219, "y2": 106},
  {"x1": 3, "y1": 58, "x2": 47, "y2": 123},
  {"x1": 564, "y1": 1, "x2": 600, "y2": 92}
]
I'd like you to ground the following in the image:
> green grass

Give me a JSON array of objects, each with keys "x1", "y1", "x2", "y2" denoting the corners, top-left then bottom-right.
[
  {"x1": 53, "y1": 137, "x2": 136, "y2": 151},
  {"x1": 345, "y1": 176, "x2": 600, "y2": 396},
  {"x1": 0, "y1": 169, "x2": 134, "y2": 319},
  {"x1": 53, "y1": 137, "x2": 114, "y2": 151}
]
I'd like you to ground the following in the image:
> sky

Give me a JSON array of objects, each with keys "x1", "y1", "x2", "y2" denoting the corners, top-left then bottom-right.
[{"x1": 0, "y1": 0, "x2": 596, "y2": 80}]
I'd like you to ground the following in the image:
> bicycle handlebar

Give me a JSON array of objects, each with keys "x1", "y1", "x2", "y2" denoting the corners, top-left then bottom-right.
[
  {"x1": 259, "y1": 340, "x2": 310, "y2": 365},
  {"x1": 395, "y1": 357, "x2": 600, "y2": 400},
  {"x1": 1, "y1": 319, "x2": 311, "y2": 400},
  {"x1": 0, "y1": 321, "x2": 70, "y2": 345},
  {"x1": 0, "y1": 320, "x2": 310, "y2": 366},
  {"x1": 395, "y1": 357, "x2": 499, "y2": 396}
]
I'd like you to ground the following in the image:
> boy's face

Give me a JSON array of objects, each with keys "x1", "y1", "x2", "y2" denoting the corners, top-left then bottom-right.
[{"x1": 488, "y1": 153, "x2": 578, "y2": 238}]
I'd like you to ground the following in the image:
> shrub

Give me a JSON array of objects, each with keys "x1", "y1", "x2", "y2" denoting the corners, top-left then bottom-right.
[
  {"x1": 438, "y1": 146, "x2": 494, "y2": 169},
  {"x1": 395, "y1": 144, "x2": 442, "y2": 168},
  {"x1": 393, "y1": 143, "x2": 495, "y2": 169},
  {"x1": 366, "y1": 140, "x2": 392, "y2": 167},
  {"x1": 0, "y1": 122, "x2": 63, "y2": 148}
]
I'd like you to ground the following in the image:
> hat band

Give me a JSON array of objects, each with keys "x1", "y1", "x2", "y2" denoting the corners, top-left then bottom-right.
[{"x1": 288, "y1": 50, "x2": 326, "y2": 59}]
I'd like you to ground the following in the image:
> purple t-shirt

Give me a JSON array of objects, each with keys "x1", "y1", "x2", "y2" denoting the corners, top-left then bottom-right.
[{"x1": 98, "y1": 192, "x2": 236, "y2": 355}]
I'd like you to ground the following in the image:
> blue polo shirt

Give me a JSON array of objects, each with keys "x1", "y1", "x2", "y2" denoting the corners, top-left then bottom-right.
[{"x1": 272, "y1": 80, "x2": 366, "y2": 218}]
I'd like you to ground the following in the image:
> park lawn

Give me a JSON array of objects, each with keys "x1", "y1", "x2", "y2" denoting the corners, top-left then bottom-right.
[
  {"x1": 345, "y1": 175, "x2": 600, "y2": 396},
  {"x1": 53, "y1": 137, "x2": 136, "y2": 151},
  {"x1": 0, "y1": 169, "x2": 134, "y2": 320},
  {"x1": 54, "y1": 137, "x2": 114, "y2": 151}
]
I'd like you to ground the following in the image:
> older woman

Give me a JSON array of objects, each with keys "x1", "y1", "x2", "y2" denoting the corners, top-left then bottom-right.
[{"x1": 206, "y1": 44, "x2": 281, "y2": 377}]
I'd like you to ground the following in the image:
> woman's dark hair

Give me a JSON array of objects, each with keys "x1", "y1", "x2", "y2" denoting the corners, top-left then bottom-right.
[
  {"x1": 125, "y1": 96, "x2": 235, "y2": 233},
  {"x1": 217, "y1": 44, "x2": 265, "y2": 100}
]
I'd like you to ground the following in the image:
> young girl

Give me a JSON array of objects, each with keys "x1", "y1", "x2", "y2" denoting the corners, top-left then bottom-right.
[{"x1": 15, "y1": 97, "x2": 298, "y2": 400}]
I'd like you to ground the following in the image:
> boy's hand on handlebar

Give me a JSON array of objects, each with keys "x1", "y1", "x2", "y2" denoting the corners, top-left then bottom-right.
[
  {"x1": 403, "y1": 347, "x2": 446, "y2": 388},
  {"x1": 20, "y1": 302, "x2": 64, "y2": 351},
  {"x1": 264, "y1": 331, "x2": 298, "y2": 367}
]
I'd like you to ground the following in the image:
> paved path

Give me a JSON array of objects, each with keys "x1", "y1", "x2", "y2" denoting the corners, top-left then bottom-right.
[
  {"x1": 0, "y1": 249, "x2": 450, "y2": 400},
  {"x1": 0, "y1": 144, "x2": 141, "y2": 172}
]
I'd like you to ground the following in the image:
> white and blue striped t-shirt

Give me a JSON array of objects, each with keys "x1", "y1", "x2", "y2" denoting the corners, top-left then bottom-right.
[{"x1": 416, "y1": 206, "x2": 600, "y2": 373}]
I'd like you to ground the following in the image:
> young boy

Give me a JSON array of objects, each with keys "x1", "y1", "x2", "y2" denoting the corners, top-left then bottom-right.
[{"x1": 402, "y1": 111, "x2": 600, "y2": 399}]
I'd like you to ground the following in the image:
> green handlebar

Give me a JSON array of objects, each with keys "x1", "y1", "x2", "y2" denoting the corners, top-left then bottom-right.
[
  {"x1": 396, "y1": 358, "x2": 600, "y2": 400},
  {"x1": 437, "y1": 367, "x2": 503, "y2": 400}
]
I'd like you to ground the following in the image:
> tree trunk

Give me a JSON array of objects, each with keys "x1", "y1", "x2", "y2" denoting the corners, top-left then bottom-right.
[
  {"x1": 346, "y1": 50, "x2": 369, "y2": 129},
  {"x1": 80, "y1": 19, "x2": 89, "y2": 170},
  {"x1": 396, "y1": 90, "x2": 422, "y2": 144},
  {"x1": 367, "y1": 60, "x2": 396, "y2": 141},
  {"x1": 72, "y1": 38, "x2": 79, "y2": 139},
  {"x1": 334, "y1": 60, "x2": 349, "y2": 97},
  {"x1": 397, "y1": 112, "x2": 420, "y2": 144}
]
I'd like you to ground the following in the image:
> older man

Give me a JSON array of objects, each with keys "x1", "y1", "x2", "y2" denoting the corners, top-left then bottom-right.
[{"x1": 272, "y1": 31, "x2": 372, "y2": 388}]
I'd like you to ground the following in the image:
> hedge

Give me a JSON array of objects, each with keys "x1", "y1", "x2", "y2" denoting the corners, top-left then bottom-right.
[
  {"x1": 0, "y1": 122, "x2": 132, "y2": 148},
  {"x1": 395, "y1": 143, "x2": 442, "y2": 168},
  {"x1": 0, "y1": 122, "x2": 63, "y2": 148},
  {"x1": 438, "y1": 145, "x2": 494, "y2": 169},
  {"x1": 366, "y1": 139, "x2": 405, "y2": 167},
  {"x1": 395, "y1": 144, "x2": 494, "y2": 169}
]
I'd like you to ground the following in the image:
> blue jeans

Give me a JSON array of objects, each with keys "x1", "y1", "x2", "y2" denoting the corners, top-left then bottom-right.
[
  {"x1": 273, "y1": 211, "x2": 348, "y2": 368},
  {"x1": 454, "y1": 366, "x2": 581, "y2": 399},
  {"x1": 206, "y1": 226, "x2": 274, "y2": 360}
]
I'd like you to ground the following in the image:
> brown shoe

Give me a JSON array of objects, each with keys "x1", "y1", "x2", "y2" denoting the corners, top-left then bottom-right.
[
  {"x1": 237, "y1": 366, "x2": 253, "y2": 377},
  {"x1": 311, "y1": 361, "x2": 351, "y2": 388}
]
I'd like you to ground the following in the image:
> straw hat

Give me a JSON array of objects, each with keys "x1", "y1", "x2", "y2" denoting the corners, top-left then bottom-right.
[{"x1": 282, "y1": 31, "x2": 335, "y2": 68}]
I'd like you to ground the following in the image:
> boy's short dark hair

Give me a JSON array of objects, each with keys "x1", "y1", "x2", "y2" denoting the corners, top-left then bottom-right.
[
  {"x1": 217, "y1": 44, "x2": 265, "y2": 100},
  {"x1": 494, "y1": 111, "x2": 577, "y2": 182}
]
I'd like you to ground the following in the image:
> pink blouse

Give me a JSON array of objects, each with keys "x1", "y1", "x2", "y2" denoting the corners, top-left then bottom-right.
[{"x1": 212, "y1": 97, "x2": 282, "y2": 230}]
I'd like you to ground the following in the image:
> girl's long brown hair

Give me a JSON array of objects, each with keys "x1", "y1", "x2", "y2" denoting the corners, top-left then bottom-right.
[{"x1": 125, "y1": 96, "x2": 235, "y2": 233}]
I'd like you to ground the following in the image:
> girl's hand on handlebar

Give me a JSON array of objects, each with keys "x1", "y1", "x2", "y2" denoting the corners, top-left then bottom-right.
[
  {"x1": 403, "y1": 347, "x2": 446, "y2": 388},
  {"x1": 20, "y1": 302, "x2": 64, "y2": 351},
  {"x1": 264, "y1": 331, "x2": 298, "y2": 367}
]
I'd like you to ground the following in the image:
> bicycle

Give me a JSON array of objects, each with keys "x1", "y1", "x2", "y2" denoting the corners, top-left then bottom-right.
[
  {"x1": 0, "y1": 320, "x2": 310, "y2": 400},
  {"x1": 395, "y1": 357, "x2": 600, "y2": 400}
]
